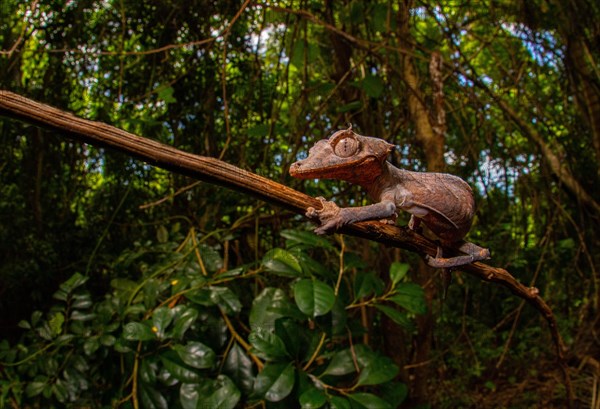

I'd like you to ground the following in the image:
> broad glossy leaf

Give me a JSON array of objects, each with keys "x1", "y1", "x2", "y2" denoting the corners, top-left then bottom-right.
[
  {"x1": 294, "y1": 278, "x2": 335, "y2": 317},
  {"x1": 262, "y1": 248, "x2": 304, "y2": 277},
  {"x1": 152, "y1": 306, "x2": 175, "y2": 339},
  {"x1": 347, "y1": 392, "x2": 392, "y2": 409},
  {"x1": 299, "y1": 385, "x2": 327, "y2": 409},
  {"x1": 209, "y1": 286, "x2": 241, "y2": 314},
  {"x1": 380, "y1": 381, "x2": 408, "y2": 407},
  {"x1": 249, "y1": 287, "x2": 289, "y2": 332},
  {"x1": 389, "y1": 262, "x2": 409, "y2": 287},
  {"x1": 199, "y1": 375, "x2": 240, "y2": 409},
  {"x1": 322, "y1": 345, "x2": 374, "y2": 376},
  {"x1": 185, "y1": 288, "x2": 214, "y2": 306},
  {"x1": 389, "y1": 283, "x2": 427, "y2": 315},
  {"x1": 180, "y1": 376, "x2": 240, "y2": 409},
  {"x1": 139, "y1": 381, "x2": 168, "y2": 409},
  {"x1": 356, "y1": 356, "x2": 399, "y2": 386},
  {"x1": 174, "y1": 341, "x2": 216, "y2": 369},
  {"x1": 123, "y1": 322, "x2": 155, "y2": 341},
  {"x1": 171, "y1": 306, "x2": 199, "y2": 340},
  {"x1": 160, "y1": 350, "x2": 201, "y2": 382},
  {"x1": 375, "y1": 305, "x2": 415, "y2": 332},
  {"x1": 275, "y1": 318, "x2": 309, "y2": 358},
  {"x1": 253, "y1": 362, "x2": 295, "y2": 402},
  {"x1": 249, "y1": 328, "x2": 289, "y2": 361},
  {"x1": 330, "y1": 396, "x2": 351, "y2": 409},
  {"x1": 280, "y1": 229, "x2": 334, "y2": 250},
  {"x1": 223, "y1": 342, "x2": 255, "y2": 394}
]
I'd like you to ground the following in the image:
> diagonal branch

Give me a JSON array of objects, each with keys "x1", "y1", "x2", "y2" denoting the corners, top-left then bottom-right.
[{"x1": 0, "y1": 90, "x2": 572, "y2": 402}]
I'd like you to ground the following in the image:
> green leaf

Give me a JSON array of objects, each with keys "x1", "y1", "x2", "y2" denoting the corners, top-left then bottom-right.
[
  {"x1": 380, "y1": 381, "x2": 408, "y2": 407},
  {"x1": 294, "y1": 278, "x2": 336, "y2": 317},
  {"x1": 321, "y1": 344, "x2": 373, "y2": 376},
  {"x1": 174, "y1": 341, "x2": 216, "y2": 369},
  {"x1": 210, "y1": 286, "x2": 242, "y2": 314},
  {"x1": 354, "y1": 272, "x2": 385, "y2": 300},
  {"x1": 152, "y1": 306, "x2": 175, "y2": 339},
  {"x1": 248, "y1": 123, "x2": 269, "y2": 137},
  {"x1": 180, "y1": 376, "x2": 241, "y2": 409},
  {"x1": 300, "y1": 385, "x2": 327, "y2": 409},
  {"x1": 253, "y1": 362, "x2": 296, "y2": 402},
  {"x1": 362, "y1": 74, "x2": 384, "y2": 98},
  {"x1": 156, "y1": 225, "x2": 169, "y2": 243},
  {"x1": 25, "y1": 381, "x2": 46, "y2": 397},
  {"x1": 337, "y1": 100, "x2": 362, "y2": 113},
  {"x1": 158, "y1": 86, "x2": 176, "y2": 104},
  {"x1": 249, "y1": 328, "x2": 289, "y2": 361},
  {"x1": 71, "y1": 293, "x2": 93, "y2": 309},
  {"x1": 330, "y1": 396, "x2": 351, "y2": 409},
  {"x1": 83, "y1": 336, "x2": 100, "y2": 355},
  {"x1": 281, "y1": 229, "x2": 334, "y2": 250},
  {"x1": 389, "y1": 262, "x2": 409, "y2": 287},
  {"x1": 375, "y1": 305, "x2": 415, "y2": 332},
  {"x1": 347, "y1": 392, "x2": 392, "y2": 409},
  {"x1": 185, "y1": 288, "x2": 214, "y2": 306},
  {"x1": 262, "y1": 248, "x2": 304, "y2": 277},
  {"x1": 123, "y1": 322, "x2": 156, "y2": 341},
  {"x1": 140, "y1": 381, "x2": 168, "y2": 409},
  {"x1": 223, "y1": 342, "x2": 255, "y2": 394},
  {"x1": 171, "y1": 306, "x2": 199, "y2": 340},
  {"x1": 249, "y1": 287, "x2": 291, "y2": 332},
  {"x1": 70, "y1": 310, "x2": 96, "y2": 321},
  {"x1": 356, "y1": 355, "x2": 399, "y2": 386},
  {"x1": 160, "y1": 350, "x2": 201, "y2": 383},
  {"x1": 389, "y1": 283, "x2": 427, "y2": 315},
  {"x1": 59, "y1": 272, "x2": 88, "y2": 294},
  {"x1": 48, "y1": 312, "x2": 64, "y2": 336}
]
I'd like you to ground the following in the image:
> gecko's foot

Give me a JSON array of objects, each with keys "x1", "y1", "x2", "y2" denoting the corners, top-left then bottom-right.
[
  {"x1": 426, "y1": 243, "x2": 491, "y2": 268},
  {"x1": 305, "y1": 197, "x2": 344, "y2": 235}
]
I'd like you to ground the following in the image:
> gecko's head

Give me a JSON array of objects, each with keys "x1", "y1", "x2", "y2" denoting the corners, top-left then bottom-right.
[{"x1": 289, "y1": 127, "x2": 394, "y2": 184}]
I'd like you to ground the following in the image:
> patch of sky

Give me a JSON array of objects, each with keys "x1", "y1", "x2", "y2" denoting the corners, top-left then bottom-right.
[{"x1": 502, "y1": 22, "x2": 562, "y2": 68}]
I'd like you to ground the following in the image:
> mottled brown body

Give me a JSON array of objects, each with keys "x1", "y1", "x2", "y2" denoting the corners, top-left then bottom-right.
[{"x1": 289, "y1": 127, "x2": 490, "y2": 267}]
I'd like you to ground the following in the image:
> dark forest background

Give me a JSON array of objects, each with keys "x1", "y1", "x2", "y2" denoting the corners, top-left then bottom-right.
[{"x1": 1, "y1": 0, "x2": 599, "y2": 408}]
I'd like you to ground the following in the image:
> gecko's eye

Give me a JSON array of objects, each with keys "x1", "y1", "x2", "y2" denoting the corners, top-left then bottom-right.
[{"x1": 332, "y1": 135, "x2": 359, "y2": 158}]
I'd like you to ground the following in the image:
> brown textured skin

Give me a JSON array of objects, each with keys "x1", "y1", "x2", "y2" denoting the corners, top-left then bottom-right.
[{"x1": 290, "y1": 128, "x2": 489, "y2": 267}]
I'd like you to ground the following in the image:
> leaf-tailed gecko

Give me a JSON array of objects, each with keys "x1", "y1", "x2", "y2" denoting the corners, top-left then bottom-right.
[{"x1": 289, "y1": 126, "x2": 490, "y2": 268}]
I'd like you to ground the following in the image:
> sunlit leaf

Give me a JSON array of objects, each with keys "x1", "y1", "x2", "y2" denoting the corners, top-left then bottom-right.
[{"x1": 262, "y1": 248, "x2": 304, "y2": 277}]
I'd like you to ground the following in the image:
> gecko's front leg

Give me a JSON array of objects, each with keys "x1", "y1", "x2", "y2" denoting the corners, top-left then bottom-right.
[
  {"x1": 306, "y1": 197, "x2": 345, "y2": 234},
  {"x1": 306, "y1": 197, "x2": 397, "y2": 235}
]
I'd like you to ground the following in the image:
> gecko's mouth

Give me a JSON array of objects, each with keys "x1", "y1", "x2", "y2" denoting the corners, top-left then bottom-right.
[{"x1": 289, "y1": 158, "x2": 367, "y2": 179}]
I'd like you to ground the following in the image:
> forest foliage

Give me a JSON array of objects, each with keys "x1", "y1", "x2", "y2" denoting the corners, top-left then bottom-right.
[{"x1": 1, "y1": 0, "x2": 599, "y2": 408}]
